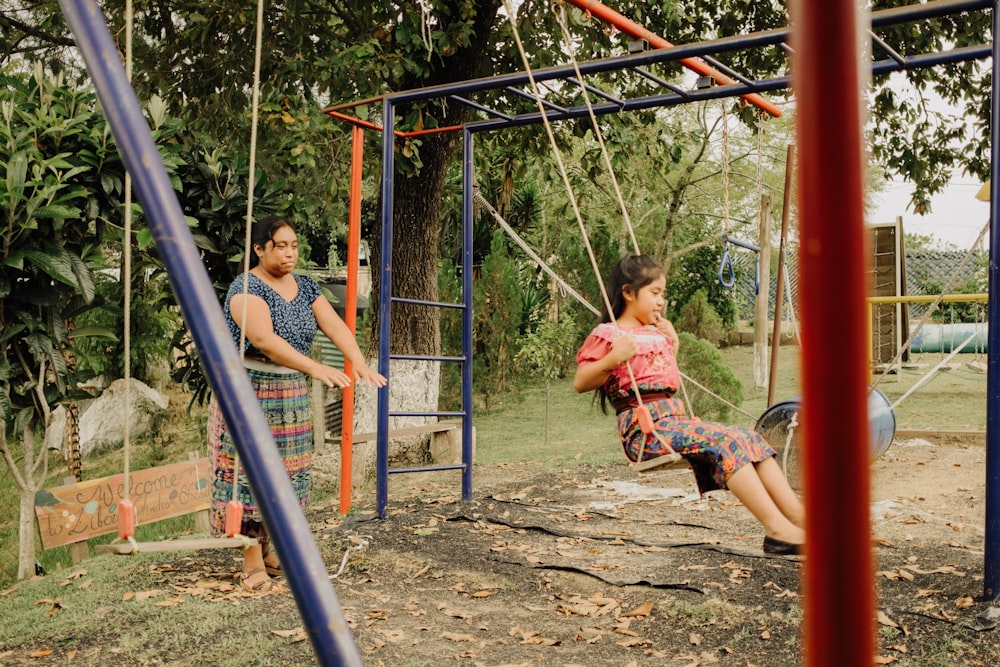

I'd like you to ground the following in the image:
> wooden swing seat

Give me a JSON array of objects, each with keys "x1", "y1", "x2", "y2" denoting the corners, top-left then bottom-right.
[
  {"x1": 96, "y1": 536, "x2": 256, "y2": 555},
  {"x1": 630, "y1": 451, "x2": 691, "y2": 473}
]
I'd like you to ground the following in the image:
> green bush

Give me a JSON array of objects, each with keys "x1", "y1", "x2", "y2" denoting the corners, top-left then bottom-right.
[
  {"x1": 677, "y1": 332, "x2": 743, "y2": 421},
  {"x1": 675, "y1": 288, "x2": 725, "y2": 345}
]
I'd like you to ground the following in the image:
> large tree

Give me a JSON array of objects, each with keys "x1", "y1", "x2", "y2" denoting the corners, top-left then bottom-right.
[{"x1": 1, "y1": 0, "x2": 991, "y2": 356}]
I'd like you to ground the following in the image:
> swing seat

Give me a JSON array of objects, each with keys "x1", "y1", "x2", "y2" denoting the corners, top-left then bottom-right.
[
  {"x1": 96, "y1": 536, "x2": 257, "y2": 555},
  {"x1": 630, "y1": 451, "x2": 690, "y2": 473}
]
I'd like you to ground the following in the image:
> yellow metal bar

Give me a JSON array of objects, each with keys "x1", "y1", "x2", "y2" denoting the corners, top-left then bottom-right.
[{"x1": 866, "y1": 293, "x2": 988, "y2": 305}]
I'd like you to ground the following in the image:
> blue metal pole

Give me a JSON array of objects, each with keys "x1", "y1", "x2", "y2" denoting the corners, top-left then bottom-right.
[
  {"x1": 461, "y1": 129, "x2": 475, "y2": 502},
  {"x1": 984, "y1": 0, "x2": 1000, "y2": 603},
  {"x1": 376, "y1": 99, "x2": 396, "y2": 518},
  {"x1": 58, "y1": 1, "x2": 363, "y2": 662}
]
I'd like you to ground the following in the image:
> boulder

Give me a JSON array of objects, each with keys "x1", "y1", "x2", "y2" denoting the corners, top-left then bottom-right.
[{"x1": 56, "y1": 378, "x2": 170, "y2": 458}]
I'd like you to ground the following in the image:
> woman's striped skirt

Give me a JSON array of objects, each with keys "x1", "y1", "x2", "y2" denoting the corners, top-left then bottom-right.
[{"x1": 208, "y1": 367, "x2": 313, "y2": 545}]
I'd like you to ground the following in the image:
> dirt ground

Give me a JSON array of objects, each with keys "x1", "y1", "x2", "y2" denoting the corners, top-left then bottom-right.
[
  {"x1": 301, "y1": 434, "x2": 997, "y2": 666},
  {"x1": 4, "y1": 436, "x2": 998, "y2": 666}
]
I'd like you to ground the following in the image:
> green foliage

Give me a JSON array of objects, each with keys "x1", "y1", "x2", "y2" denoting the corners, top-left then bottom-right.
[
  {"x1": 473, "y1": 230, "x2": 523, "y2": 411},
  {"x1": 73, "y1": 268, "x2": 179, "y2": 383},
  {"x1": 667, "y1": 243, "x2": 737, "y2": 330},
  {"x1": 675, "y1": 288, "x2": 725, "y2": 345},
  {"x1": 676, "y1": 332, "x2": 742, "y2": 421},
  {"x1": 515, "y1": 317, "x2": 577, "y2": 382},
  {"x1": 0, "y1": 66, "x2": 121, "y2": 435}
]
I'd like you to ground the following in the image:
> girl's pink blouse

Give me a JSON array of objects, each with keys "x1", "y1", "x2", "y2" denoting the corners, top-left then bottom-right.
[{"x1": 576, "y1": 322, "x2": 681, "y2": 397}]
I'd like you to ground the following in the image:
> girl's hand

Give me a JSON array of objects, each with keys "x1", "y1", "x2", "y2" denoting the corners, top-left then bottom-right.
[
  {"x1": 654, "y1": 315, "x2": 680, "y2": 351},
  {"x1": 609, "y1": 333, "x2": 638, "y2": 366}
]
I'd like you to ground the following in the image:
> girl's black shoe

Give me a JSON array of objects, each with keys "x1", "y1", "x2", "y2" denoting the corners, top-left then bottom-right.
[{"x1": 763, "y1": 536, "x2": 803, "y2": 556}]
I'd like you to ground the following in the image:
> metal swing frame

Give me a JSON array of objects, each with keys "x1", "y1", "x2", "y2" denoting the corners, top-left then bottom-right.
[{"x1": 59, "y1": 0, "x2": 1000, "y2": 665}]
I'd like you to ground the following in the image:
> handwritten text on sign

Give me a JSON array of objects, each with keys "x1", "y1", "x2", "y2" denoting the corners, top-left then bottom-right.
[{"x1": 34, "y1": 458, "x2": 212, "y2": 549}]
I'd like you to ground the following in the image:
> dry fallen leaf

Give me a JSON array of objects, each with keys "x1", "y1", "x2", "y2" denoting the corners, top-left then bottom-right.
[
  {"x1": 271, "y1": 628, "x2": 308, "y2": 643},
  {"x1": 874, "y1": 655, "x2": 898, "y2": 665},
  {"x1": 134, "y1": 589, "x2": 164, "y2": 601},
  {"x1": 622, "y1": 600, "x2": 654, "y2": 618},
  {"x1": 441, "y1": 632, "x2": 476, "y2": 642},
  {"x1": 877, "y1": 610, "x2": 899, "y2": 628},
  {"x1": 955, "y1": 595, "x2": 975, "y2": 609},
  {"x1": 689, "y1": 631, "x2": 703, "y2": 646},
  {"x1": 29, "y1": 648, "x2": 54, "y2": 658}
]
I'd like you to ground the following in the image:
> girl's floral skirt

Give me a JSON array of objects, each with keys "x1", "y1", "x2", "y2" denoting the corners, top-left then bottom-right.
[{"x1": 617, "y1": 397, "x2": 776, "y2": 495}]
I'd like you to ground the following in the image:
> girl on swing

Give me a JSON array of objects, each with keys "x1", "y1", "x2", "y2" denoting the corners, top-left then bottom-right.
[{"x1": 574, "y1": 253, "x2": 805, "y2": 555}]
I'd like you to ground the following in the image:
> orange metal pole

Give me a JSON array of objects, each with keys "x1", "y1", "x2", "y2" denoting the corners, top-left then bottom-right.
[
  {"x1": 323, "y1": 108, "x2": 462, "y2": 138},
  {"x1": 792, "y1": 1, "x2": 874, "y2": 665},
  {"x1": 339, "y1": 125, "x2": 364, "y2": 514},
  {"x1": 563, "y1": 0, "x2": 782, "y2": 118}
]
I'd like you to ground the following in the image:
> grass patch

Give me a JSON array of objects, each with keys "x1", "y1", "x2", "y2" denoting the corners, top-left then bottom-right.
[{"x1": 2, "y1": 344, "x2": 987, "y2": 590}]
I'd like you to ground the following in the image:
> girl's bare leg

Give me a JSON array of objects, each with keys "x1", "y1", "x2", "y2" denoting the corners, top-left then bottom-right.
[
  {"x1": 754, "y1": 457, "x2": 806, "y2": 529},
  {"x1": 727, "y1": 465, "x2": 805, "y2": 544}
]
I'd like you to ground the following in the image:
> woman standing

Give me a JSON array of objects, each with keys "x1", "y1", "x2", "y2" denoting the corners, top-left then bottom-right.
[{"x1": 209, "y1": 215, "x2": 386, "y2": 591}]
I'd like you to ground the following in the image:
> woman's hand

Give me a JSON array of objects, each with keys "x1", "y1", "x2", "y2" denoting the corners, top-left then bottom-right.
[
  {"x1": 354, "y1": 364, "x2": 388, "y2": 388},
  {"x1": 309, "y1": 362, "x2": 354, "y2": 389}
]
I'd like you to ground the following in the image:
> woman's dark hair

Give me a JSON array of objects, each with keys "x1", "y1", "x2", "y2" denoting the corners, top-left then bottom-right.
[
  {"x1": 601, "y1": 253, "x2": 665, "y2": 323},
  {"x1": 249, "y1": 215, "x2": 295, "y2": 268},
  {"x1": 594, "y1": 253, "x2": 665, "y2": 413}
]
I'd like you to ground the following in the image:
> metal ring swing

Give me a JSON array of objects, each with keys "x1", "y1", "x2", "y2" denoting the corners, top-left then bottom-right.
[{"x1": 717, "y1": 234, "x2": 761, "y2": 293}]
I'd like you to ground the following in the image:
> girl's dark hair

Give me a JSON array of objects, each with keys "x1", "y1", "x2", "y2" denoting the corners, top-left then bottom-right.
[
  {"x1": 249, "y1": 215, "x2": 295, "y2": 268},
  {"x1": 594, "y1": 253, "x2": 665, "y2": 413},
  {"x1": 601, "y1": 253, "x2": 665, "y2": 323}
]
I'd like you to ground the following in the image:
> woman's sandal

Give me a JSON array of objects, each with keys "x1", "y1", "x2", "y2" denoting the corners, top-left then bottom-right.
[
  {"x1": 263, "y1": 559, "x2": 282, "y2": 577},
  {"x1": 262, "y1": 545, "x2": 282, "y2": 577},
  {"x1": 240, "y1": 567, "x2": 273, "y2": 592}
]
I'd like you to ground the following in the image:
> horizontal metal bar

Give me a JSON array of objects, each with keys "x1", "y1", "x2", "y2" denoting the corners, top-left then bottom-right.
[
  {"x1": 388, "y1": 463, "x2": 467, "y2": 475},
  {"x1": 566, "y1": 77, "x2": 625, "y2": 106},
  {"x1": 391, "y1": 296, "x2": 465, "y2": 309},
  {"x1": 379, "y1": 0, "x2": 989, "y2": 122},
  {"x1": 388, "y1": 411, "x2": 467, "y2": 418},
  {"x1": 390, "y1": 354, "x2": 466, "y2": 362},
  {"x1": 466, "y1": 38, "x2": 989, "y2": 134},
  {"x1": 630, "y1": 67, "x2": 689, "y2": 95},
  {"x1": 701, "y1": 55, "x2": 755, "y2": 86},
  {"x1": 448, "y1": 95, "x2": 513, "y2": 121},
  {"x1": 867, "y1": 293, "x2": 988, "y2": 305}
]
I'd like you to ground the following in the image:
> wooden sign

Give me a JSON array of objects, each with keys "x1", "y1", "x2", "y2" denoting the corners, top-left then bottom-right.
[{"x1": 34, "y1": 457, "x2": 213, "y2": 550}]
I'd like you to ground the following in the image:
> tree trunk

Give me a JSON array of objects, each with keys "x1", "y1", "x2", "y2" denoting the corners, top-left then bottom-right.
[
  {"x1": 369, "y1": 1, "x2": 502, "y2": 359},
  {"x1": 18, "y1": 482, "x2": 37, "y2": 580},
  {"x1": 358, "y1": 2, "x2": 502, "y2": 452},
  {"x1": 16, "y1": 426, "x2": 39, "y2": 581},
  {"x1": 753, "y1": 194, "x2": 773, "y2": 388}
]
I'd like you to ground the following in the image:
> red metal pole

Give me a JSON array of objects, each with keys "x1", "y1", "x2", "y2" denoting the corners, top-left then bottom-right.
[
  {"x1": 791, "y1": 2, "x2": 874, "y2": 665},
  {"x1": 340, "y1": 125, "x2": 364, "y2": 514},
  {"x1": 562, "y1": 0, "x2": 782, "y2": 118}
]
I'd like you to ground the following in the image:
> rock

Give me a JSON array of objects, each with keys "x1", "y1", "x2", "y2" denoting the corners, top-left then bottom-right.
[{"x1": 76, "y1": 378, "x2": 169, "y2": 457}]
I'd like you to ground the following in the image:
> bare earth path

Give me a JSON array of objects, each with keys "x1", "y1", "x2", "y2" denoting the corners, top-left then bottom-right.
[{"x1": 1, "y1": 436, "x2": 997, "y2": 666}]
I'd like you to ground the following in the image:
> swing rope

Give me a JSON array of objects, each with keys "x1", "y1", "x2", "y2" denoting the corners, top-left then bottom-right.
[
  {"x1": 474, "y1": 189, "x2": 757, "y2": 422},
  {"x1": 716, "y1": 102, "x2": 761, "y2": 292},
  {"x1": 551, "y1": 9, "x2": 766, "y2": 421},
  {"x1": 226, "y1": 0, "x2": 270, "y2": 541},
  {"x1": 117, "y1": 0, "x2": 137, "y2": 548},
  {"x1": 502, "y1": 0, "x2": 677, "y2": 462},
  {"x1": 553, "y1": 4, "x2": 639, "y2": 254},
  {"x1": 108, "y1": 0, "x2": 265, "y2": 553}
]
